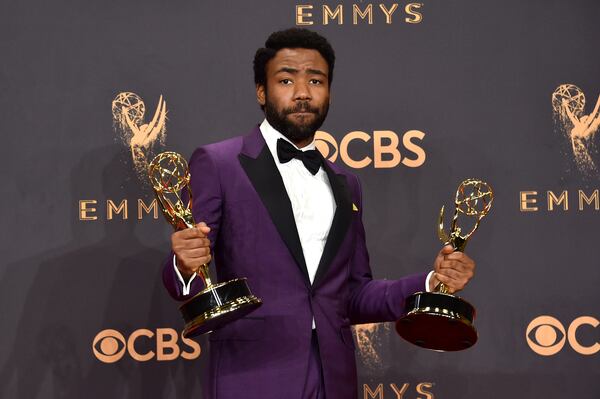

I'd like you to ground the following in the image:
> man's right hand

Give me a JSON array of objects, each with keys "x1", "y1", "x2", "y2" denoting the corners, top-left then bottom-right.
[{"x1": 171, "y1": 222, "x2": 212, "y2": 279}]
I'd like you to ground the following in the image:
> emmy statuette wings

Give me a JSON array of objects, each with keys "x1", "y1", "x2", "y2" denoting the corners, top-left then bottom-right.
[
  {"x1": 395, "y1": 179, "x2": 493, "y2": 351},
  {"x1": 148, "y1": 152, "x2": 262, "y2": 338}
]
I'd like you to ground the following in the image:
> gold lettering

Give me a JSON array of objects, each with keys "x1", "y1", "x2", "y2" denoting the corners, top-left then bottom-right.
[
  {"x1": 390, "y1": 383, "x2": 409, "y2": 398},
  {"x1": 341, "y1": 131, "x2": 372, "y2": 168},
  {"x1": 156, "y1": 328, "x2": 181, "y2": 361},
  {"x1": 128, "y1": 329, "x2": 155, "y2": 362},
  {"x1": 519, "y1": 191, "x2": 538, "y2": 212},
  {"x1": 296, "y1": 5, "x2": 314, "y2": 25},
  {"x1": 364, "y1": 383, "x2": 384, "y2": 399},
  {"x1": 416, "y1": 382, "x2": 435, "y2": 399},
  {"x1": 107, "y1": 199, "x2": 128, "y2": 220},
  {"x1": 323, "y1": 4, "x2": 343, "y2": 25},
  {"x1": 79, "y1": 200, "x2": 98, "y2": 221},
  {"x1": 379, "y1": 3, "x2": 399, "y2": 24},
  {"x1": 568, "y1": 316, "x2": 600, "y2": 355},
  {"x1": 353, "y1": 4, "x2": 373, "y2": 24},
  {"x1": 374, "y1": 130, "x2": 401, "y2": 168},
  {"x1": 138, "y1": 198, "x2": 159, "y2": 219},
  {"x1": 405, "y1": 3, "x2": 423, "y2": 23},
  {"x1": 547, "y1": 190, "x2": 568, "y2": 211},
  {"x1": 401, "y1": 130, "x2": 426, "y2": 167},
  {"x1": 578, "y1": 189, "x2": 599, "y2": 210},
  {"x1": 180, "y1": 332, "x2": 202, "y2": 360}
]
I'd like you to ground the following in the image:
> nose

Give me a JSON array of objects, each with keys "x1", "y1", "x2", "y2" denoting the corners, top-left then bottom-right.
[{"x1": 293, "y1": 79, "x2": 311, "y2": 101}]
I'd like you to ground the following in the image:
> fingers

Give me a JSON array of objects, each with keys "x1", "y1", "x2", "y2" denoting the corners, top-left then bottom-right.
[
  {"x1": 175, "y1": 254, "x2": 212, "y2": 278},
  {"x1": 173, "y1": 236, "x2": 210, "y2": 250},
  {"x1": 181, "y1": 253, "x2": 212, "y2": 270},
  {"x1": 433, "y1": 272, "x2": 460, "y2": 294},
  {"x1": 184, "y1": 247, "x2": 211, "y2": 258},
  {"x1": 195, "y1": 222, "x2": 211, "y2": 235},
  {"x1": 177, "y1": 223, "x2": 211, "y2": 239},
  {"x1": 444, "y1": 268, "x2": 473, "y2": 282},
  {"x1": 434, "y1": 245, "x2": 453, "y2": 263},
  {"x1": 171, "y1": 222, "x2": 212, "y2": 275},
  {"x1": 441, "y1": 255, "x2": 475, "y2": 273},
  {"x1": 433, "y1": 246, "x2": 476, "y2": 293},
  {"x1": 440, "y1": 244, "x2": 454, "y2": 255}
]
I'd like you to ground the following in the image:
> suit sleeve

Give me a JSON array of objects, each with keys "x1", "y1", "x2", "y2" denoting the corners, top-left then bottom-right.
[
  {"x1": 162, "y1": 146, "x2": 223, "y2": 301},
  {"x1": 347, "y1": 174, "x2": 427, "y2": 324}
]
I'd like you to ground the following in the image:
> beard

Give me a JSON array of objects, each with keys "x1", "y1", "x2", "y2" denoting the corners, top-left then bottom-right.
[{"x1": 264, "y1": 97, "x2": 329, "y2": 144}]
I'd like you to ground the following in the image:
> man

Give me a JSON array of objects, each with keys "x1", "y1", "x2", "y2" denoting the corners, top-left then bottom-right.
[{"x1": 163, "y1": 28, "x2": 475, "y2": 399}]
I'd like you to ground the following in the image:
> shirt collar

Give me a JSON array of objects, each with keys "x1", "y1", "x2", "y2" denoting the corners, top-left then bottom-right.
[{"x1": 260, "y1": 119, "x2": 316, "y2": 164}]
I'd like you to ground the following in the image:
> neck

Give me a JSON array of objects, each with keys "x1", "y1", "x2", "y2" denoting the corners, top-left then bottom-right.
[{"x1": 291, "y1": 136, "x2": 314, "y2": 149}]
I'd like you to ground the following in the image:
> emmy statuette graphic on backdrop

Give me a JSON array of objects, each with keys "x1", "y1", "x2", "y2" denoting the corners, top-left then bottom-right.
[
  {"x1": 552, "y1": 84, "x2": 600, "y2": 176},
  {"x1": 396, "y1": 179, "x2": 493, "y2": 351},
  {"x1": 112, "y1": 92, "x2": 167, "y2": 179},
  {"x1": 148, "y1": 152, "x2": 262, "y2": 338}
]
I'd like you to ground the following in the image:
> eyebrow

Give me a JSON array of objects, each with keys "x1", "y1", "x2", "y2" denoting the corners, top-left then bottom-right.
[
  {"x1": 276, "y1": 67, "x2": 327, "y2": 77},
  {"x1": 307, "y1": 68, "x2": 327, "y2": 77}
]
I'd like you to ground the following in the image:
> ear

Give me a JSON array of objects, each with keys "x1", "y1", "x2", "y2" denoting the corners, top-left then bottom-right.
[{"x1": 256, "y1": 84, "x2": 266, "y2": 107}]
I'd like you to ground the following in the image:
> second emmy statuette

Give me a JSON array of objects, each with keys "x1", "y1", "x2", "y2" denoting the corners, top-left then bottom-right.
[
  {"x1": 148, "y1": 152, "x2": 262, "y2": 338},
  {"x1": 396, "y1": 179, "x2": 493, "y2": 351}
]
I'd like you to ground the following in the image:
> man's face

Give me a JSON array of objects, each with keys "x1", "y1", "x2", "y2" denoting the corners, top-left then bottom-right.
[{"x1": 256, "y1": 48, "x2": 331, "y2": 146}]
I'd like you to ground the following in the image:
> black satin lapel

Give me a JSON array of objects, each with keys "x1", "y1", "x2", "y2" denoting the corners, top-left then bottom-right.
[
  {"x1": 313, "y1": 164, "x2": 353, "y2": 288},
  {"x1": 238, "y1": 147, "x2": 310, "y2": 284}
]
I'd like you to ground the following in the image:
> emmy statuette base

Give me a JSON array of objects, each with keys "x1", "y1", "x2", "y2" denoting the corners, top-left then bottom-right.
[
  {"x1": 396, "y1": 291, "x2": 477, "y2": 351},
  {"x1": 180, "y1": 278, "x2": 262, "y2": 338}
]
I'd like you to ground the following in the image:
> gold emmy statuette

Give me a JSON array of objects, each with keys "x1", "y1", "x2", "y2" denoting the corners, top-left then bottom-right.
[
  {"x1": 396, "y1": 179, "x2": 493, "y2": 351},
  {"x1": 148, "y1": 152, "x2": 262, "y2": 338}
]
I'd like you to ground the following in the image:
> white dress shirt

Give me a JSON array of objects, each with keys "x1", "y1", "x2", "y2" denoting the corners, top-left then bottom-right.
[
  {"x1": 173, "y1": 119, "x2": 433, "y2": 309},
  {"x1": 260, "y1": 119, "x2": 337, "y2": 284}
]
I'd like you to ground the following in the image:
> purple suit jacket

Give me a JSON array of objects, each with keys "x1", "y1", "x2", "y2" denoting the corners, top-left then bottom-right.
[{"x1": 162, "y1": 126, "x2": 427, "y2": 399}]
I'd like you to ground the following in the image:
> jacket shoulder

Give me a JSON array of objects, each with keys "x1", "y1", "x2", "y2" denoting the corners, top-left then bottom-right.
[{"x1": 191, "y1": 135, "x2": 244, "y2": 162}]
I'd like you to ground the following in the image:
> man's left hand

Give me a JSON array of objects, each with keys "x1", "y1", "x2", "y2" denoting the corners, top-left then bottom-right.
[{"x1": 429, "y1": 245, "x2": 476, "y2": 293}]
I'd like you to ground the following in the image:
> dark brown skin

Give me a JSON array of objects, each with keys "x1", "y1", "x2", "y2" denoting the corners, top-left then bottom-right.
[
  {"x1": 172, "y1": 222, "x2": 211, "y2": 280},
  {"x1": 256, "y1": 48, "x2": 330, "y2": 148},
  {"x1": 429, "y1": 245, "x2": 475, "y2": 293},
  {"x1": 173, "y1": 48, "x2": 476, "y2": 292}
]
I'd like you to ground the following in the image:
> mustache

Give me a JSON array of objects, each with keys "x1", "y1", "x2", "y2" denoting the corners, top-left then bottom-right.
[{"x1": 283, "y1": 102, "x2": 319, "y2": 114}]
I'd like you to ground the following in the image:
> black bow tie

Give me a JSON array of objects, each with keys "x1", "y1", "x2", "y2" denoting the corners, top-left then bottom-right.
[{"x1": 276, "y1": 138, "x2": 323, "y2": 175}]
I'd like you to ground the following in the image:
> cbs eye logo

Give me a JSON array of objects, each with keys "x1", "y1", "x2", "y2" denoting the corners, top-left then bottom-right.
[
  {"x1": 314, "y1": 130, "x2": 426, "y2": 169},
  {"x1": 92, "y1": 328, "x2": 201, "y2": 363},
  {"x1": 526, "y1": 315, "x2": 600, "y2": 356}
]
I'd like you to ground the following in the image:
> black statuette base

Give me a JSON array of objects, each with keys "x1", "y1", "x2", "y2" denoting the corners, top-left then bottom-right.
[
  {"x1": 395, "y1": 291, "x2": 477, "y2": 352},
  {"x1": 179, "y1": 278, "x2": 262, "y2": 338}
]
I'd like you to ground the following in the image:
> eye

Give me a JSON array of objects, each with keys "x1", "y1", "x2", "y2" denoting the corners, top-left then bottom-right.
[
  {"x1": 309, "y1": 79, "x2": 323, "y2": 85},
  {"x1": 280, "y1": 79, "x2": 293, "y2": 85}
]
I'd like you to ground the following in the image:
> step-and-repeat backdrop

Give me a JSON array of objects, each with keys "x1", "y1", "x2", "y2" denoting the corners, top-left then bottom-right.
[{"x1": 1, "y1": 1, "x2": 599, "y2": 398}]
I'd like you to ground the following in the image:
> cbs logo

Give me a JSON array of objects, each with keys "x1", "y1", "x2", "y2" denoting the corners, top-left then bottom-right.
[
  {"x1": 315, "y1": 130, "x2": 426, "y2": 169},
  {"x1": 92, "y1": 328, "x2": 201, "y2": 363},
  {"x1": 526, "y1": 315, "x2": 599, "y2": 356}
]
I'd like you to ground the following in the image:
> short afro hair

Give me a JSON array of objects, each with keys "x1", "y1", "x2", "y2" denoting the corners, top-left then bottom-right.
[{"x1": 253, "y1": 28, "x2": 336, "y2": 89}]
